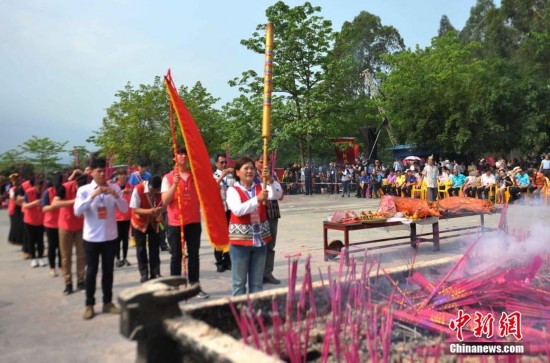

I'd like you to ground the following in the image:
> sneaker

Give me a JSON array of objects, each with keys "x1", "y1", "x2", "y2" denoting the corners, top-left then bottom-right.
[
  {"x1": 216, "y1": 264, "x2": 225, "y2": 273},
  {"x1": 49, "y1": 269, "x2": 58, "y2": 277},
  {"x1": 77, "y1": 282, "x2": 85, "y2": 292},
  {"x1": 102, "y1": 302, "x2": 120, "y2": 314},
  {"x1": 115, "y1": 259, "x2": 124, "y2": 268},
  {"x1": 83, "y1": 305, "x2": 95, "y2": 320},
  {"x1": 30, "y1": 259, "x2": 39, "y2": 268},
  {"x1": 196, "y1": 290, "x2": 210, "y2": 299},
  {"x1": 140, "y1": 276, "x2": 148, "y2": 283},
  {"x1": 123, "y1": 259, "x2": 131, "y2": 267},
  {"x1": 63, "y1": 284, "x2": 73, "y2": 295},
  {"x1": 38, "y1": 259, "x2": 47, "y2": 267}
]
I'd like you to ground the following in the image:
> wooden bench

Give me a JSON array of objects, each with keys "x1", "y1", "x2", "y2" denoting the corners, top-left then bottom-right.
[{"x1": 323, "y1": 208, "x2": 504, "y2": 264}]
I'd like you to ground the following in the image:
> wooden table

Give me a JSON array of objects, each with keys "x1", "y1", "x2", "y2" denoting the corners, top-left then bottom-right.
[{"x1": 323, "y1": 211, "x2": 500, "y2": 264}]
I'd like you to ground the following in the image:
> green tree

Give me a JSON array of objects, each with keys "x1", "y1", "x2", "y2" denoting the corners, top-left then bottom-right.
[
  {"x1": 20, "y1": 136, "x2": 67, "y2": 174},
  {"x1": 89, "y1": 77, "x2": 171, "y2": 173},
  {"x1": 438, "y1": 15, "x2": 456, "y2": 37},
  {"x1": 381, "y1": 32, "x2": 519, "y2": 155},
  {"x1": 91, "y1": 76, "x2": 224, "y2": 173},
  {"x1": 323, "y1": 11, "x2": 404, "y2": 156},
  {"x1": 0, "y1": 149, "x2": 27, "y2": 175},
  {"x1": 230, "y1": 1, "x2": 334, "y2": 163},
  {"x1": 69, "y1": 145, "x2": 90, "y2": 169}
]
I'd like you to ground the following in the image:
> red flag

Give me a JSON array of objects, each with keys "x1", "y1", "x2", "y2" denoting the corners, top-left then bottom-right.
[{"x1": 164, "y1": 71, "x2": 229, "y2": 250}]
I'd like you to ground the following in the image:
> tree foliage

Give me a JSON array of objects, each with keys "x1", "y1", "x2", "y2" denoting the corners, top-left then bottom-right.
[
  {"x1": 20, "y1": 136, "x2": 67, "y2": 174},
  {"x1": 90, "y1": 77, "x2": 223, "y2": 173},
  {"x1": 228, "y1": 1, "x2": 334, "y2": 163}
]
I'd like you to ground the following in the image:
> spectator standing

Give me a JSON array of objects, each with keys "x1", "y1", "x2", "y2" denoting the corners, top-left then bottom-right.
[
  {"x1": 213, "y1": 154, "x2": 233, "y2": 272},
  {"x1": 341, "y1": 164, "x2": 353, "y2": 197},
  {"x1": 128, "y1": 161, "x2": 151, "y2": 186},
  {"x1": 74, "y1": 157, "x2": 128, "y2": 319},
  {"x1": 327, "y1": 162, "x2": 337, "y2": 194},
  {"x1": 422, "y1": 156, "x2": 439, "y2": 201}
]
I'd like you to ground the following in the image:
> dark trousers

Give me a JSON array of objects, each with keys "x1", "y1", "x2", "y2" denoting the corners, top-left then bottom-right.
[
  {"x1": 328, "y1": 176, "x2": 336, "y2": 194},
  {"x1": 167, "y1": 223, "x2": 201, "y2": 284},
  {"x1": 465, "y1": 186, "x2": 478, "y2": 198},
  {"x1": 8, "y1": 209, "x2": 24, "y2": 245},
  {"x1": 133, "y1": 227, "x2": 161, "y2": 279},
  {"x1": 116, "y1": 220, "x2": 130, "y2": 260},
  {"x1": 304, "y1": 178, "x2": 312, "y2": 195},
  {"x1": 427, "y1": 187, "x2": 438, "y2": 202},
  {"x1": 25, "y1": 224, "x2": 44, "y2": 259},
  {"x1": 45, "y1": 227, "x2": 61, "y2": 268},
  {"x1": 214, "y1": 211, "x2": 231, "y2": 268},
  {"x1": 83, "y1": 239, "x2": 117, "y2": 306},
  {"x1": 264, "y1": 218, "x2": 278, "y2": 277}
]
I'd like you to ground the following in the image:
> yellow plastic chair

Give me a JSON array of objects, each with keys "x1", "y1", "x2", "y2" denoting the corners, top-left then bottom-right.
[{"x1": 412, "y1": 181, "x2": 427, "y2": 200}]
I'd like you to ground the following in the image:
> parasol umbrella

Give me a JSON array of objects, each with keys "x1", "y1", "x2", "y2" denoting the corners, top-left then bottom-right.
[{"x1": 403, "y1": 156, "x2": 421, "y2": 162}]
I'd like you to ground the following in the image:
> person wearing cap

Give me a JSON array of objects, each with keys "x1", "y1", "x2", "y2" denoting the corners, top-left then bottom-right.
[
  {"x1": 128, "y1": 160, "x2": 151, "y2": 187},
  {"x1": 422, "y1": 156, "x2": 439, "y2": 201}
]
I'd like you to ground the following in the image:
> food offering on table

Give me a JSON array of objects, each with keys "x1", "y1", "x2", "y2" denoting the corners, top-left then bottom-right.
[
  {"x1": 359, "y1": 210, "x2": 388, "y2": 223},
  {"x1": 378, "y1": 196, "x2": 441, "y2": 219},
  {"x1": 436, "y1": 196, "x2": 495, "y2": 215},
  {"x1": 328, "y1": 210, "x2": 361, "y2": 224}
]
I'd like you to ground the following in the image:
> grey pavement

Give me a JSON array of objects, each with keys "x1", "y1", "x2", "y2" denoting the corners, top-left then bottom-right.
[{"x1": 0, "y1": 194, "x2": 540, "y2": 362}]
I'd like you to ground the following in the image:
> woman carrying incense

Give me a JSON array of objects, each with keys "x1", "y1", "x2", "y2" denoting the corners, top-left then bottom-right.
[{"x1": 226, "y1": 156, "x2": 282, "y2": 296}]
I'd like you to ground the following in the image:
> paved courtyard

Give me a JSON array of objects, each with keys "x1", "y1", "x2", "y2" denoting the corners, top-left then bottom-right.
[{"x1": 1, "y1": 194, "x2": 544, "y2": 362}]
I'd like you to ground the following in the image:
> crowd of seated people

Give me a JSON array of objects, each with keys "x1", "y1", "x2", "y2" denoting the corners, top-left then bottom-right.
[{"x1": 277, "y1": 153, "x2": 549, "y2": 204}]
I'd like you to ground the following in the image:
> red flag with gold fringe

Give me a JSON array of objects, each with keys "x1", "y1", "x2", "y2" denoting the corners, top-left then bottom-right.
[{"x1": 164, "y1": 70, "x2": 229, "y2": 250}]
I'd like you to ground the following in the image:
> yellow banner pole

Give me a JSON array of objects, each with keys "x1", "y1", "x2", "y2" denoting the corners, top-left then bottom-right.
[{"x1": 262, "y1": 23, "x2": 274, "y2": 190}]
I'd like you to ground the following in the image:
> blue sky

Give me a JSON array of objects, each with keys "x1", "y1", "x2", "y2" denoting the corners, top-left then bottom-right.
[{"x1": 0, "y1": 0, "x2": 484, "y2": 156}]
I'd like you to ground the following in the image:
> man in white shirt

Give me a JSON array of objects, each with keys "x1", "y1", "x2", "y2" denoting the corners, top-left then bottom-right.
[
  {"x1": 422, "y1": 156, "x2": 439, "y2": 201},
  {"x1": 479, "y1": 169, "x2": 496, "y2": 200},
  {"x1": 213, "y1": 153, "x2": 234, "y2": 272},
  {"x1": 74, "y1": 157, "x2": 128, "y2": 320}
]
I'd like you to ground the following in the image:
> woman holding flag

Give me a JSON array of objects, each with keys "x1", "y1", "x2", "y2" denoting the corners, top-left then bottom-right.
[{"x1": 226, "y1": 156, "x2": 282, "y2": 296}]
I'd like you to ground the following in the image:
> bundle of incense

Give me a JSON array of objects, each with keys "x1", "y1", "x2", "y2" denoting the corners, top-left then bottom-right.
[
  {"x1": 409, "y1": 271, "x2": 435, "y2": 293},
  {"x1": 417, "y1": 236, "x2": 482, "y2": 311},
  {"x1": 391, "y1": 309, "x2": 450, "y2": 335}
]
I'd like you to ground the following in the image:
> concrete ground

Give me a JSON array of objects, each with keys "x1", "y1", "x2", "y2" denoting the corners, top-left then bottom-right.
[{"x1": 0, "y1": 194, "x2": 543, "y2": 363}]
